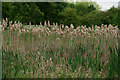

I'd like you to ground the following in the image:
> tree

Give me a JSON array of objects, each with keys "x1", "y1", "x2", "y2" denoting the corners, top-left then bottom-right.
[
  {"x1": 100, "y1": 7, "x2": 118, "y2": 26},
  {"x1": 75, "y1": 2, "x2": 99, "y2": 16},
  {"x1": 2, "y1": 3, "x2": 14, "y2": 21},
  {"x1": 12, "y1": 3, "x2": 44, "y2": 24},
  {"x1": 2, "y1": 2, "x2": 119, "y2": 28},
  {"x1": 81, "y1": 10, "x2": 102, "y2": 27},
  {"x1": 60, "y1": 7, "x2": 81, "y2": 27},
  {"x1": 36, "y1": 2, "x2": 69, "y2": 24}
]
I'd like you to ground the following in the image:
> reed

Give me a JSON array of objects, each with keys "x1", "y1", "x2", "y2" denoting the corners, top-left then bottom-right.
[{"x1": 1, "y1": 18, "x2": 119, "y2": 78}]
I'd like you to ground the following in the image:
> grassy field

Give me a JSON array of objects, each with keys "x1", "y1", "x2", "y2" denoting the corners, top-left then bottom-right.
[{"x1": 1, "y1": 19, "x2": 119, "y2": 78}]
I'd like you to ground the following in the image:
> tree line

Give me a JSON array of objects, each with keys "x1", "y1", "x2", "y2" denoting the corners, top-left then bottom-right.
[{"x1": 2, "y1": 2, "x2": 119, "y2": 28}]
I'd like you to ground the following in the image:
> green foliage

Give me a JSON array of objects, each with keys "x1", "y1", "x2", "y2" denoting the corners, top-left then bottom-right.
[
  {"x1": 2, "y1": 2, "x2": 119, "y2": 27},
  {"x1": 101, "y1": 7, "x2": 119, "y2": 27},
  {"x1": 2, "y1": 3, "x2": 14, "y2": 20},
  {"x1": 81, "y1": 10, "x2": 102, "y2": 27},
  {"x1": 60, "y1": 7, "x2": 81, "y2": 27},
  {"x1": 2, "y1": 2, "x2": 44, "y2": 24}
]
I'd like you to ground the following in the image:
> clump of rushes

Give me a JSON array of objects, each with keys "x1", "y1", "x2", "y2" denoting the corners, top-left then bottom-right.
[{"x1": 2, "y1": 18, "x2": 119, "y2": 78}]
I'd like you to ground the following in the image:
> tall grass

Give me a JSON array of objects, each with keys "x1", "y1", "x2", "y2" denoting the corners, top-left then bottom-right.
[{"x1": 1, "y1": 18, "x2": 119, "y2": 78}]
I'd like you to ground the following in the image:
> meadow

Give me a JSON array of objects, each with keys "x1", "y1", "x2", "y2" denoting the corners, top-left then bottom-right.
[{"x1": 1, "y1": 18, "x2": 119, "y2": 78}]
